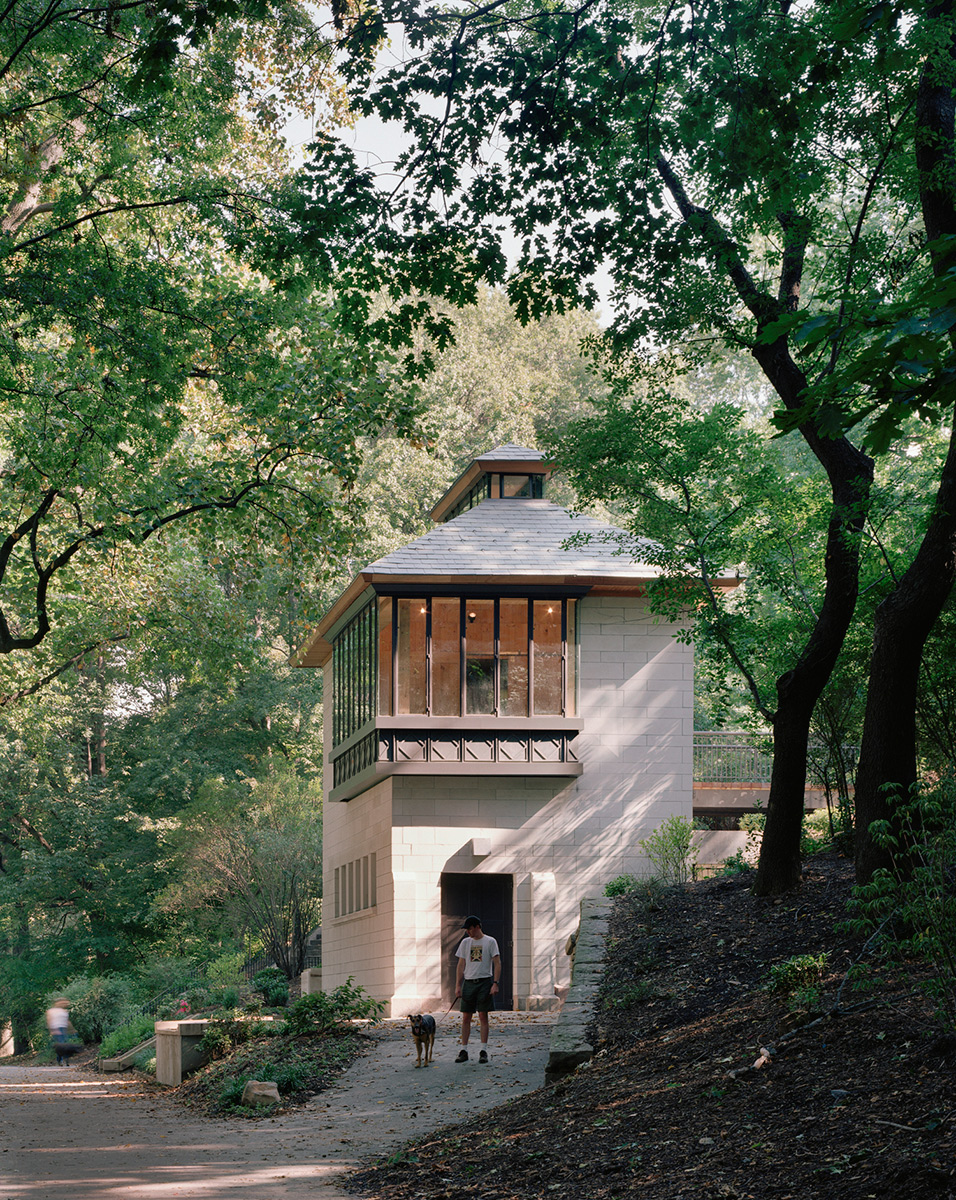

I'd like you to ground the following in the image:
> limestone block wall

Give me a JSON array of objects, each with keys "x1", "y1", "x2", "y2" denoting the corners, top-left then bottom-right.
[
  {"x1": 572, "y1": 593, "x2": 694, "y2": 889},
  {"x1": 320, "y1": 594, "x2": 693, "y2": 1016},
  {"x1": 321, "y1": 774, "x2": 395, "y2": 1001}
]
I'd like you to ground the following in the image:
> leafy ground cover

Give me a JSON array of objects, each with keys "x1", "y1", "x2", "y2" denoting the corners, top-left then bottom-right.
[
  {"x1": 347, "y1": 851, "x2": 956, "y2": 1199},
  {"x1": 174, "y1": 1024, "x2": 370, "y2": 1115}
]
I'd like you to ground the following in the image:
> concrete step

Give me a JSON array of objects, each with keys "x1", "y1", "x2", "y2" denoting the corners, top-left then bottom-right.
[{"x1": 99, "y1": 1036, "x2": 157, "y2": 1073}]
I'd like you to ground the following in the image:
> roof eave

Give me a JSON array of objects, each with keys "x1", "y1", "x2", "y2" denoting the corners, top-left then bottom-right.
[
  {"x1": 289, "y1": 573, "x2": 374, "y2": 668},
  {"x1": 290, "y1": 571, "x2": 742, "y2": 668}
]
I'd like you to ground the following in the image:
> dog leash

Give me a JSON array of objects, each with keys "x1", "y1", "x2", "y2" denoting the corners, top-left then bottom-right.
[{"x1": 435, "y1": 995, "x2": 461, "y2": 1026}]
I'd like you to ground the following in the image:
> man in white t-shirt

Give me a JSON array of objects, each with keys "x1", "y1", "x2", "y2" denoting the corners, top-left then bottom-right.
[{"x1": 454, "y1": 915, "x2": 501, "y2": 1064}]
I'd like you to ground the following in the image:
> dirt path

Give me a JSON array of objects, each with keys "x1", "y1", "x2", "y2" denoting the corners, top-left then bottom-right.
[{"x1": 0, "y1": 1011, "x2": 556, "y2": 1200}]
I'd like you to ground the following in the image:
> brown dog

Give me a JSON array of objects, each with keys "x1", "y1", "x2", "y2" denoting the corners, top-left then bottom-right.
[{"x1": 408, "y1": 1013, "x2": 436, "y2": 1067}]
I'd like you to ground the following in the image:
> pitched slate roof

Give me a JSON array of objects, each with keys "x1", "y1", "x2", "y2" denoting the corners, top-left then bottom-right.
[
  {"x1": 474, "y1": 443, "x2": 547, "y2": 462},
  {"x1": 291, "y1": 443, "x2": 742, "y2": 667},
  {"x1": 365, "y1": 499, "x2": 659, "y2": 578}
]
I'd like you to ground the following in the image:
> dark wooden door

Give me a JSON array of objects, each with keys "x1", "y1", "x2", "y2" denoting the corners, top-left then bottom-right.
[{"x1": 440, "y1": 873, "x2": 513, "y2": 1010}]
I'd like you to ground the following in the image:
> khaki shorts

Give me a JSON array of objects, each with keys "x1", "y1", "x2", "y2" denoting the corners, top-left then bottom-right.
[{"x1": 460, "y1": 977, "x2": 494, "y2": 1013}]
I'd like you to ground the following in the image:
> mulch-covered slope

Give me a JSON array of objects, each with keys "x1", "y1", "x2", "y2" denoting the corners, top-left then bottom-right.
[{"x1": 348, "y1": 852, "x2": 956, "y2": 1199}]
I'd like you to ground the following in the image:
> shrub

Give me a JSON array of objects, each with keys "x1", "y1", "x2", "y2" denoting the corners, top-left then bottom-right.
[
  {"x1": 765, "y1": 952, "x2": 829, "y2": 1011},
  {"x1": 800, "y1": 808, "x2": 844, "y2": 857},
  {"x1": 205, "y1": 952, "x2": 246, "y2": 991},
  {"x1": 134, "y1": 1051, "x2": 157, "y2": 1074},
  {"x1": 56, "y1": 973, "x2": 138, "y2": 1043},
  {"x1": 217, "y1": 1076, "x2": 257, "y2": 1109},
  {"x1": 215, "y1": 986, "x2": 241, "y2": 1010},
  {"x1": 718, "y1": 849, "x2": 752, "y2": 877},
  {"x1": 639, "y1": 815, "x2": 698, "y2": 885},
  {"x1": 251, "y1": 967, "x2": 289, "y2": 1008},
  {"x1": 268, "y1": 1061, "x2": 308, "y2": 1093},
  {"x1": 604, "y1": 874, "x2": 638, "y2": 898},
  {"x1": 215, "y1": 1065, "x2": 302, "y2": 1109},
  {"x1": 283, "y1": 979, "x2": 384, "y2": 1037},
  {"x1": 849, "y1": 780, "x2": 956, "y2": 1029},
  {"x1": 197, "y1": 1017, "x2": 271, "y2": 1059},
  {"x1": 197, "y1": 1024, "x2": 236, "y2": 1059},
  {"x1": 98, "y1": 1016, "x2": 157, "y2": 1059}
]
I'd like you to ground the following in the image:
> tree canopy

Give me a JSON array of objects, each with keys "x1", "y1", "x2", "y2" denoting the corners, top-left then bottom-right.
[
  {"x1": 298, "y1": 0, "x2": 956, "y2": 890},
  {"x1": 0, "y1": 0, "x2": 417, "y2": 700}
]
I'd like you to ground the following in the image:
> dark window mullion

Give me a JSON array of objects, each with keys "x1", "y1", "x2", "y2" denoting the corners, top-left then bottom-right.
[
  {"x1": 339, "y1": 627, "x2": 346, "y2": 743},
  {"x1": 459, "y1": 596, "x2": 466, "y2": 718},
  {"x1": 347, "y1": 620, "x2": 354, "y2": 738},
  {"x1": 560, "y1": 599, "x2": 568, "y2": 718},
  {"x1": 366, "y1": 604, "x2": 373, "y2": 725},
  {"x1": 371, "y1": 601, "x2": 378, "y2": 727},
  {"x1": 391, "y1": 599, "x2": 398, "y2": 716},
  {"x1": 360, "y1": 607, "x2": 367, "y2": 727},
  {"x1": 359, "y1": 604, "x2": 367, "y2": 724},
  {"x1": 333, "y1": 644, "x2": 339, "y2": 745},
  {"x1": 425, "y1": 599, "x2": 433, "y2": 716},
  {"x1": 359, "y1": 607, "x2": 366, "y2": 728},
  {"x1": 353, "y1": 618, "x2": 359, "y2": 734},
  {"x1": 341, "y1": 631, "x2": 347, "y2": 741},
  {"x1": 527, "y1": 597, "x2": 535, "y2": 717},
  {"x1": 493, "y1": 597, "x2": 500, "y2": 716},
  {"x1": 354, "y1": 615, "x2": 360, "y2": 732},
  {"x1": 352, "y1": 615, "x2": 358, "y2": 734}
]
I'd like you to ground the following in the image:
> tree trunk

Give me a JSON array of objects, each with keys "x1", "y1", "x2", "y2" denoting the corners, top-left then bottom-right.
[
  {"x1": 853, "y1": 0, "x2": 956, "y2": 883},
  {"x1": 750, "y1": 346, "x2": 873, "y2": 895},
  {"x1": 854, "y1": 428, "x2": 956, "y2": 879},
  {"x1": 11, "y1": 908, "x2": 35, "y2": 1055},
  {"x1": 757, "y1": 700, "x2": 813, "y2": 894}
]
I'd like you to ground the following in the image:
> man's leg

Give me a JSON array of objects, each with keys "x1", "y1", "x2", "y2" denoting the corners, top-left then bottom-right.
[
  {"x1": 477, "y1": 1011, "x2": 489, "y2": 1044},
  {"x1": 456, "y1": 1008, "x2": 473, "y2": 1062}
]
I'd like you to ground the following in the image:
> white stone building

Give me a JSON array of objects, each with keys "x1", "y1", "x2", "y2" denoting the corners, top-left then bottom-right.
[{"x1": 294, "y1": 445, "x2": 715, "y2": 1016}]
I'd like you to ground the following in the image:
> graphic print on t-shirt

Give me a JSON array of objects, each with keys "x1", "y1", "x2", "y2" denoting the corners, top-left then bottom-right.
[{"x1": 469, "y1": 945, "x2": 483, "y2": 962}]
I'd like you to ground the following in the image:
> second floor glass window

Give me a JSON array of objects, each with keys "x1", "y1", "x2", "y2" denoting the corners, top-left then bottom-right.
[{"x1": 378, "y1": 595, "x2": 576, "y2": 718}]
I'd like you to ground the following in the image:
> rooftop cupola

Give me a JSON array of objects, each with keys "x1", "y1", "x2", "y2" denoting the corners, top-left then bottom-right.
[{"x1": 431, "y1": 444, "x2": 552, "y2": 523}]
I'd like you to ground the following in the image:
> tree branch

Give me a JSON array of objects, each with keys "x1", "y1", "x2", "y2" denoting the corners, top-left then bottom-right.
[
  {"x1": 0, "y1": 630, "x2": 130, "y2": 707},
  {"x1": 656, "y1": 154, "x2": 781, "y2": 327}
]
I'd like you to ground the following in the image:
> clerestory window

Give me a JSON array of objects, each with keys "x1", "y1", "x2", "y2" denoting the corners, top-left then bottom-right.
[{"x1": 443, "y1": 473, "x2": 545, "y2": 521}]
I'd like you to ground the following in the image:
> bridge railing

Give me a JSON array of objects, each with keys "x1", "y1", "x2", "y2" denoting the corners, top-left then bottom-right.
[
  {"x1": 693, "y1": 731, "x2": 773, "y2": 785},
  {"x1": 693, "y1": 732, "x2": 858, "y2": 789}
]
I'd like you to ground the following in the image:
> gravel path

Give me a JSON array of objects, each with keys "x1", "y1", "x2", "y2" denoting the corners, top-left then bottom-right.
[{"x1": 0, "y1": 1011, "x2": 556, "y2": 1200}]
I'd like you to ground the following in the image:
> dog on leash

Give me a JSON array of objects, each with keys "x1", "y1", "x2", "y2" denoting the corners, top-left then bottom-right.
[{"x1": 408, "y1": 1013, "x2": 436, "y2": 1067}]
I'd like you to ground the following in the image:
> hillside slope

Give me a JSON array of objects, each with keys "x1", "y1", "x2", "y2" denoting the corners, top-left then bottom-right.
[{"x1": 348, "y1": 853, "x2": 956, "y2": 1199}]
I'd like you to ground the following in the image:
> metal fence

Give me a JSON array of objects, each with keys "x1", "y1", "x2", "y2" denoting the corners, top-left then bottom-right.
[
  {"x1": 693, "y1": 731, "x2": 859, "y2": 789},
  {"x1": 693, "y1": 731, "x2": 774, "y2": 785},
  {"x1": 242, "y1": 950, "x2": 321, "y2": 980}
]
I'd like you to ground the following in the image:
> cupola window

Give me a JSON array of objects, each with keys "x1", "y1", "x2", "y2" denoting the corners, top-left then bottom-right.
[{"x1": 443, "y1": 471, "x2": 544, "y2": 521}]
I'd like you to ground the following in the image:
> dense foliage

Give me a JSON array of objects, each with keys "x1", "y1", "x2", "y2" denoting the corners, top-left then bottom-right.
[
  {"x1": 0, "y1": 0, "x2": 398, "y2": 1050},
  {"x1": 297, "y1": 0, "x2": 956, "y2": 891},
  {"x1": 0, "y1": 0, "x2": 418, "y2": 702}
]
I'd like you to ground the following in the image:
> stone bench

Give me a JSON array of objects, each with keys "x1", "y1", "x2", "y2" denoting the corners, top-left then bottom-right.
[
  {"x1": 154, "y1": 1015, "x2": 277, "y2": 1086},
  {"x1": 154, "y1": 1020, "x2": 213, "y2": 1086}
]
